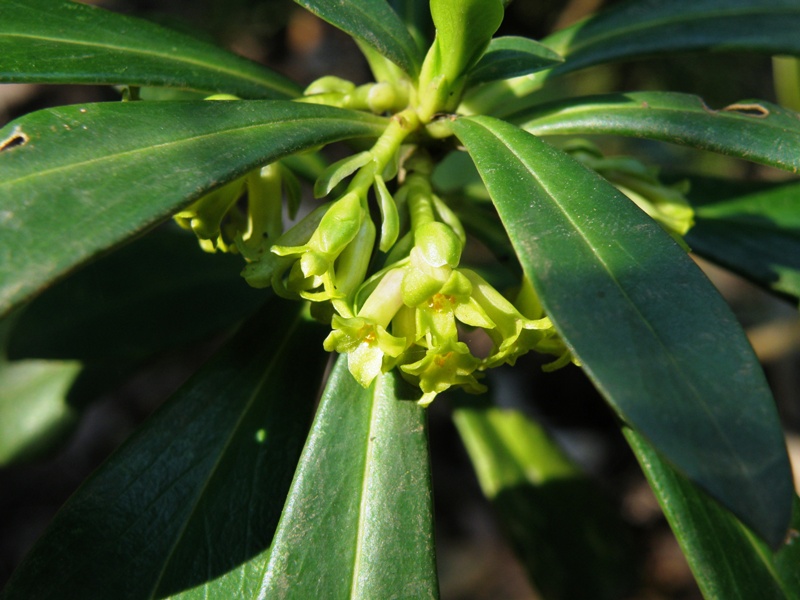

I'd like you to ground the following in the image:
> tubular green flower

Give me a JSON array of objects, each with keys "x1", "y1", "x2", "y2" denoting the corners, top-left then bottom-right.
[
  {"x1": 413, "y1": 269, "x2": 494, "y2": 346},
  {"x1": 324, "y1": 268, "x2": 408, "y2": 386},
  {"x1": 272, "y1": 192, "x2": 365, "y2": 300},
  {"x1": 400, "y1": 338, "x2": 486, "y2": 406},
  {"x1": 461, "y1": 270, "x2": 571, "y2": 368}
]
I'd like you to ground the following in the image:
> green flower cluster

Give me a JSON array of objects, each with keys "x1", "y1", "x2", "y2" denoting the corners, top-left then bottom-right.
[
  {"x1": 176, "y1": 87, "x2": 575, "y2": 406},
  {"x1": 174, "y1": 162, "x2": 299, "y2": 255}
]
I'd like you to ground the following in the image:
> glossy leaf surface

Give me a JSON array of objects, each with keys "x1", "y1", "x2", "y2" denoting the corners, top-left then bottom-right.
[
  {"x1": 293, "y1": 0, "x2": 422, "y2": 77},
  {"x1": 453, "y1": 397, "x2": 637, "y2": 599},
  {"x1": 451, "y1": 115, "x2": 793, "y2": 548},
  {"x1": 516, "y1": 92, "x2": 800, "y2": 173},
  {"x1": 261, "y1": 356, "x2": 438, "y2": 599},
  {"x1": 0, "y1": 100, "x2": 386, "y2": 316},
  {"x1": 468, "y1": 0, "x2": 800, "y2": 115},
  {"x1": 544, "y1": 0, "x2": 800, "y2": 79},
  {"x1": 8, "y1": 228, "x2": 267, "y2": 361},
  {"x1": 0, "y1": 0, "x2": 299, "y2": 98},
  {"x1": 1, "y1": 301, "x2": 327, "y2": 600},
  {"x1": 468, "y1": 36, "x2": 563, "y2": 85},
  {"x1": 686, "y1": 178, "x2": 800, "y2": 300},
  {"x1": 625, "y1": 427, "x2": 800, "y2": 599}
]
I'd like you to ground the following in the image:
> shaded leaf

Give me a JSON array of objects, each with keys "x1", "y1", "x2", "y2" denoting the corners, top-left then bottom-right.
[
  {"x1": 293, "y1": 0, "x2": 422, "y2": 77},
  {"x1": 685, "y1": 178, "x2": 800, "y2": 300},
  {"x1": 1, "y1": 300, "x2": 327, "y2": 600},
  {"x1": 388, "y1": 0, "x2": 434, "y2": 49},
  {"x1": 453, "y1": 396, "x2": 637, "y2": 600},
  {"x1": 0, "y1": 100, "x2": 387, "y2": 316},
  {"x1": 0, "y1": 0, "x2": 299, "y2": 98},
  {"x1": 625, "y1": 426, "x2": 800, "y2": 600},
  {"x1": 261, "y1": 356, "x2": 438, "y2": 599},
  {"x1": 8, "y1": 227, "x2": 267, "y2": 361},
  {"x1": 451, "y1": 114, "x2": 794, "y2": 548},
  {"x1": 544, "y1": 0, "x2": 800, "y2": 79},
  {"x1": 468, "y1": 36, "x2": 563, "y2": 86},
  {"x1": 515, "y1": 92, "x2": 800, "y2": 173},
  {"x1": 466, "y1": 0, "x2": 800, "y2": 114}
]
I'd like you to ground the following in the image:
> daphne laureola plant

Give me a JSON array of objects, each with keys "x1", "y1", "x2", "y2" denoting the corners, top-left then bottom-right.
[{"x1": 2, "y1": 0, "x2": 800, "y2": 598}]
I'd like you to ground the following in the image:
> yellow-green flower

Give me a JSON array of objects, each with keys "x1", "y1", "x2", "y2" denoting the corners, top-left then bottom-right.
[{"x1": 400, "y1": 338, "x2": 486, "y2": 406}]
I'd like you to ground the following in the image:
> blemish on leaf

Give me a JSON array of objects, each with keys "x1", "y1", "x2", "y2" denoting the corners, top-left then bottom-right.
[
  {"x1": 723, "y1": 103, "x2": 770, "y2": 118},
  {"x1": 0, "y1": 127, "x2": 29, "y2": 152},
  {"x1": 784, "y1": 528, "x2": 799, "y2": 546}
]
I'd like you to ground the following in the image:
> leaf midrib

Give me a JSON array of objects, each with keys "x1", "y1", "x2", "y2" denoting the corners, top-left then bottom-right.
[
  {"x1": 0, "y1": 31, "x2": 291, "y2": 93},
  {"x1": 0, "y1": 115, "x2": 382, "y2": 189},
  {"x1": 548, "y1": 6, "x2": 800, "y2": 58},
  {"x1": 349, "y1": 374, "x2": 381, "y2": 599},
  {"x1": 524, "y1": 96, "x2": 794, "y2": 138},
  {"x1": 465, "y1": 116, "x2": 751, "y2": 486},
  {"x1": 146, "y1": 311, "x2": 304, "y2": 600}
]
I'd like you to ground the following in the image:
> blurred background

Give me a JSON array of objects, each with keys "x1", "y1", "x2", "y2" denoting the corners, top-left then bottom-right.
[{"x1": 1, "y1": 1, "x2": 799, "y2": 598}]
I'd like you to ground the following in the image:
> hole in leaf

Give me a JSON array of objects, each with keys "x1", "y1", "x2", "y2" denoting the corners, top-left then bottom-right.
[
  {"x1": 0, "y1": 128, "x2": 29, "y2": 151},
  {"x1": 723, "y1": 103, "x2": 770, "y2": 118}
]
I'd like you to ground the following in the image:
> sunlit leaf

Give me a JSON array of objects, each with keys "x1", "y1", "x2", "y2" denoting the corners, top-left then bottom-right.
[
  {"x1": 0, "y1": 0, "x2": 299, "y2": 98},
  {"x1": 0, "y1": 100, "x2": 386, "y2": 316},
  {"x1": 515, "y1": 92, "x2": 800, "y2": 173},
  {"x1": 261, "y1": 357, "x2": 438, "y2": 598},
  {"x1": 451, "y1": 114, "x2": 794, "y2": 549}
]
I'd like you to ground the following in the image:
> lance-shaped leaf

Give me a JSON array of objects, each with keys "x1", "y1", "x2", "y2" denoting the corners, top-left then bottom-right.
[
  {"x1": 467, "y1": 36, "x2": 563, "y2": 86},
  {"x1": 515, "y1": 92, "x2": 800, "y2": 174},
  {"x1": 7, "y1": 228, "x2": 267, "y2": 361},
  {"x1": 451, "y1": 115, "x2": 794, "y2": 549},
  {"x1": 625, "y1": 427, "x2": 800, "y2": 599},
  {"x1": 0, "y1": 100, "x2": 386, "y2": 316},
  {"x1": 467, "y1": 0, "x2": 800, "y2": 114},
  {"x1": 453, "y1": 396, "x2": 637, "y2": 599},
  {"x1": 0, "y1": 0, "x2": 299, "y2": 99},
  {"x1": 1, "y1": 300, "x2": 327, "y2": 600},
  {"x1": 293, "y1": 0, "x2": 422, "y2": 77},
  {"x1": 685, "y1": 178, "x2": 800, "y2": 301},
  {"x1": 261, "y1": 356, "x2": 438, "y2": 599},
  {"x1": 543, "y1": 0, "x2": 800, "y2": 79}
]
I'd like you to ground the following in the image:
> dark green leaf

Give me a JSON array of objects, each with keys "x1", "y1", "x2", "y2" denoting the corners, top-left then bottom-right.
[
  {"x1": 625, "y1": 427, "x2": 800, "y2": 600},
  {"x1": 0, "y1": 100, "x2": 386, "y2": 316},
  {"x1": 466, "y1": 0, "x2": 800, "y2": 115},
  {"x1": 8, "y1": 227, "x2": 267, "y2": 361},
  {"x1": 1, "y1": 300, "x2": 327, "y2": 600},
  {"x1": 388, "y1": 0, "x2": 434, "y2": 49},
  {"x1": 293, "y1": 0, "x2": 422, "y2": 77},
  {"x1": 468, "y1": 36, "x2": 563, "y2": 85},
  {"x1": 453, "y1": 396, "x2": 637, "y2": 600},
  {"x1": 515, "y1": 92, "x2": 800, "y2": 173},
  {"x1": 685, "y1": 178, "x2": 800, "y2": 300},
  {"x1": 0, "y1": 358, "x2": 80, "y2": 465},
  {"x1": 451, "y1": 115, "x2": 794, "y2": 549},
  {"x1": 261, "y1": 356, "x2": 438, "y2": 599},
  {"x1": 544, "y1": 0, "x2": 800, "y2": 78},
  {"x1": 0, "y1": 0, "x2": 299, "y2": 98}
]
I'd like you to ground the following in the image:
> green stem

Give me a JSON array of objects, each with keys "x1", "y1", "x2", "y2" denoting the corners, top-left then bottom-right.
[{"x1": 346, "y1": 108, "x2": 420, "y2": 201}]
